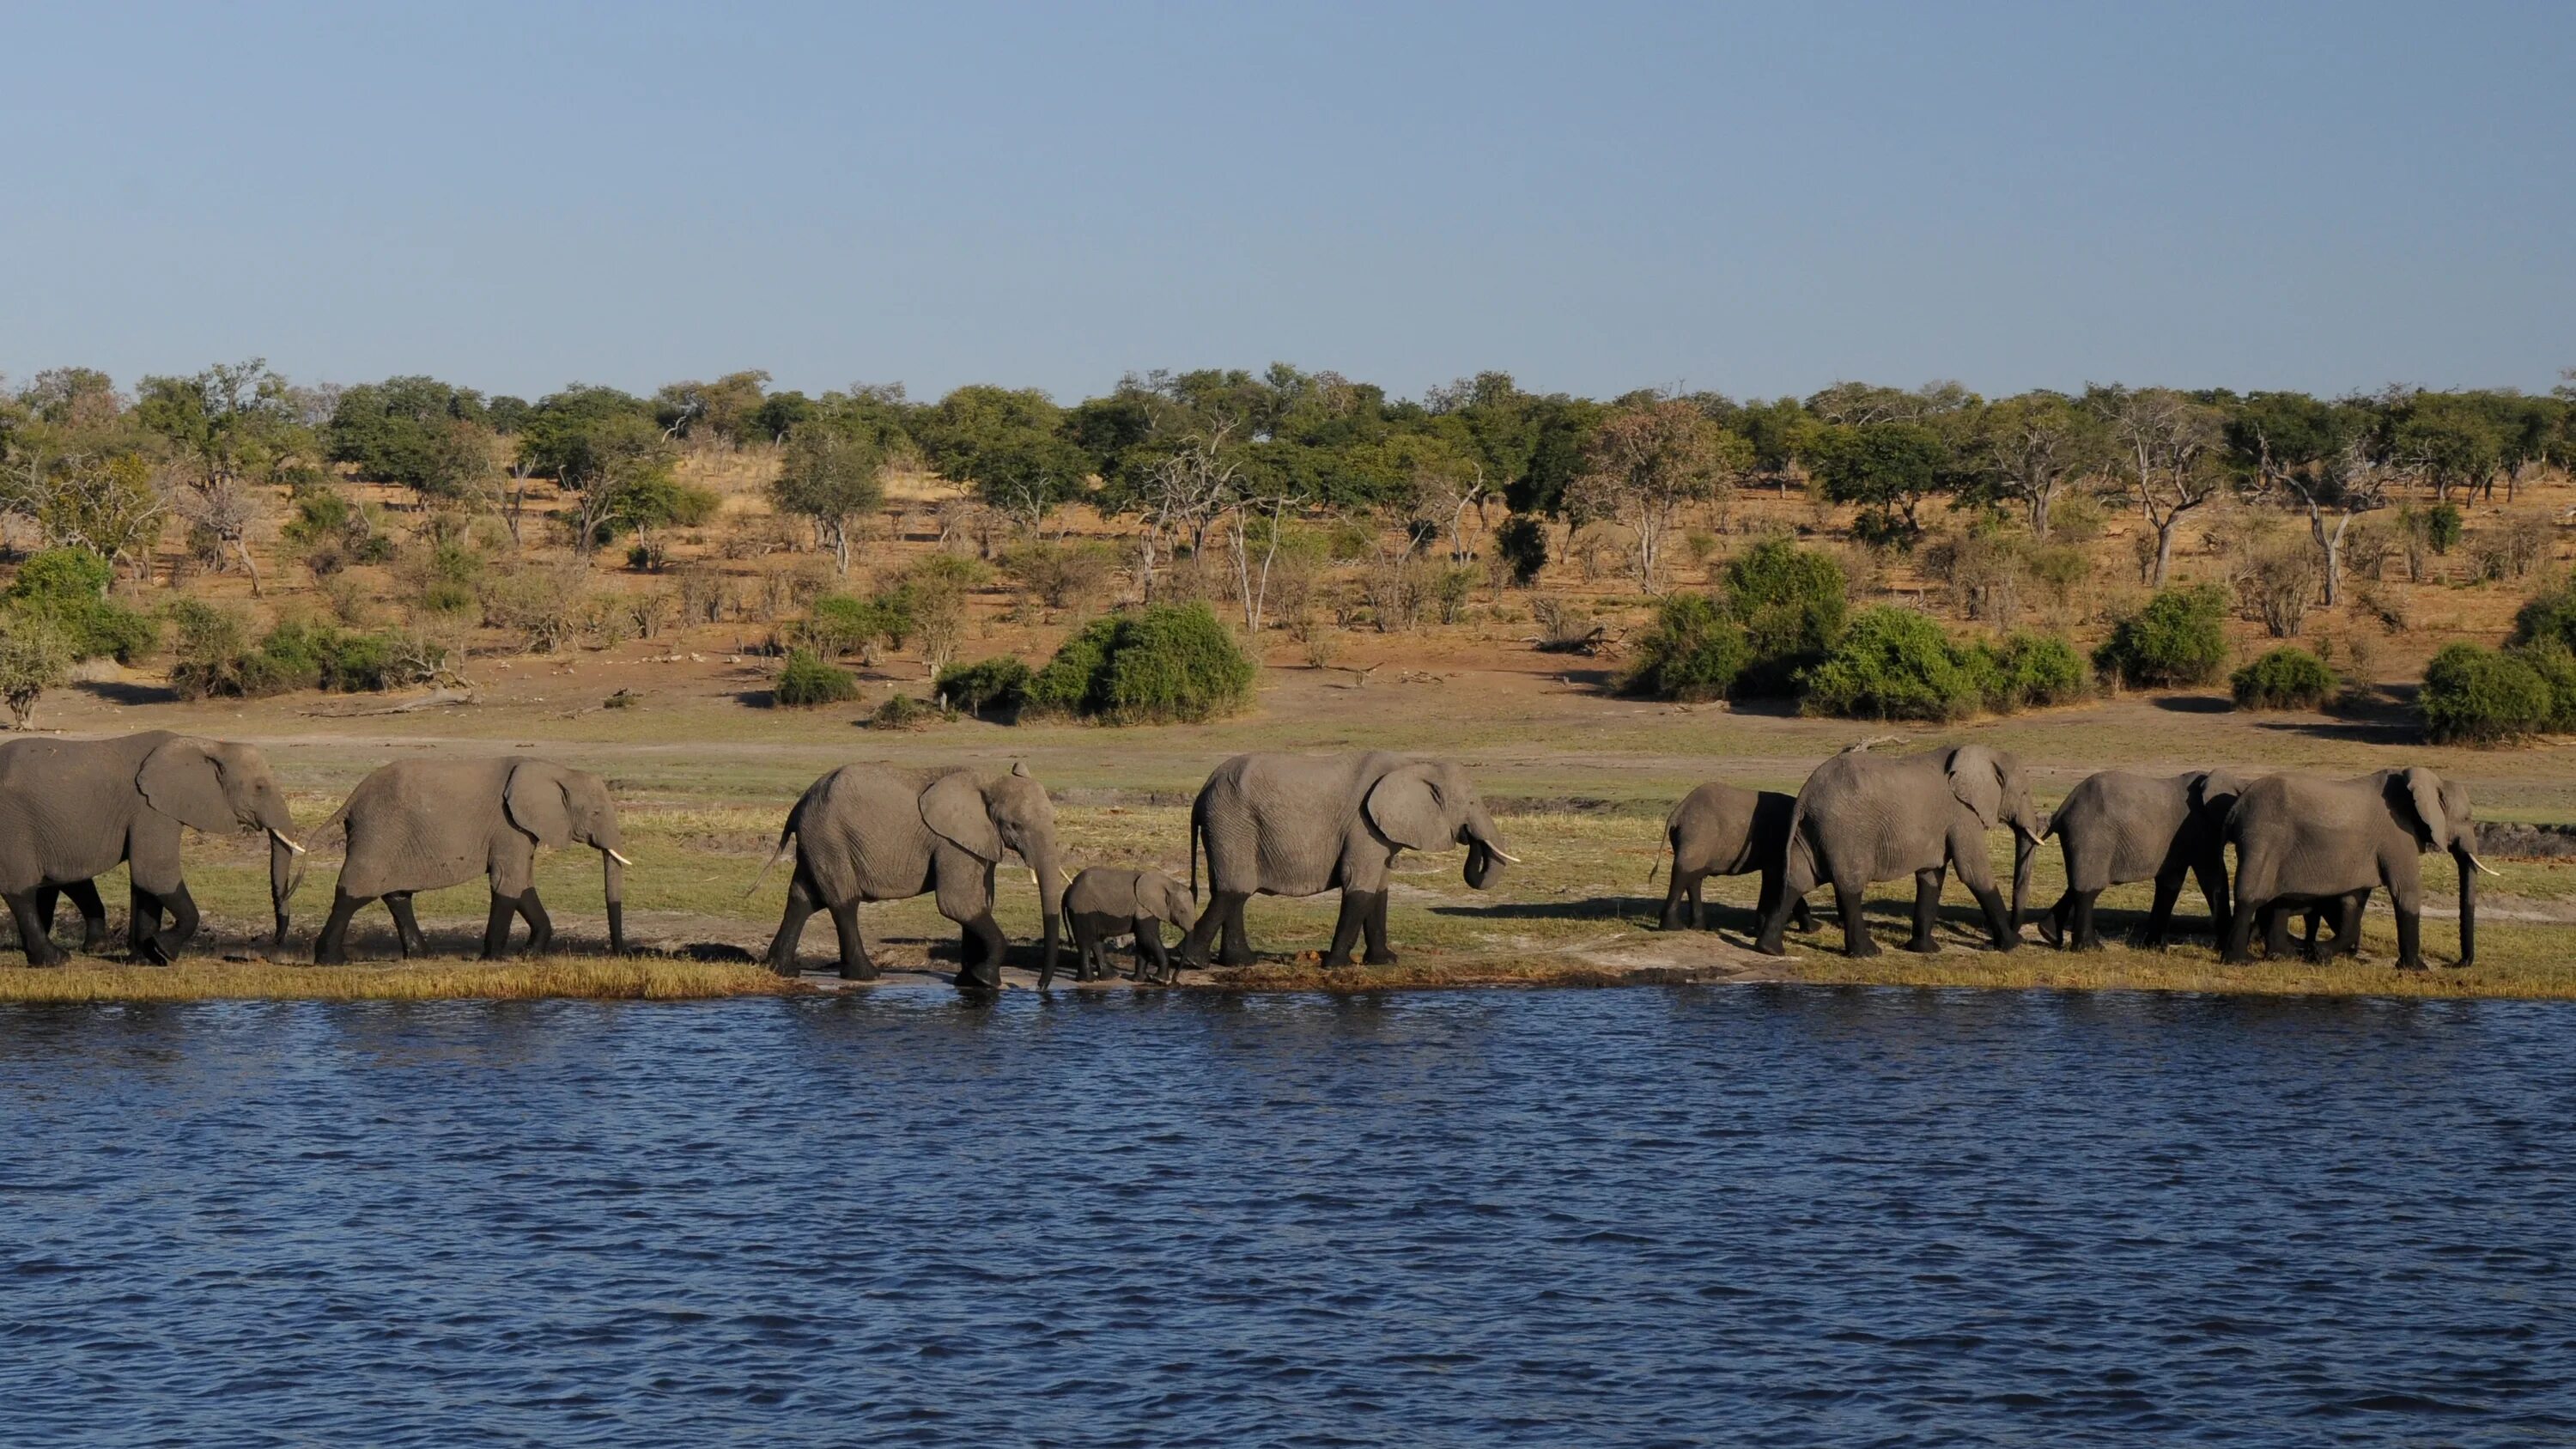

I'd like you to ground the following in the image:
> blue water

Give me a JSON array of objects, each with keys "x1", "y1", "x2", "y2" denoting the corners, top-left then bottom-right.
[{"x1": 3, "y1": 986, "x2": 2573, "y2": 1446}]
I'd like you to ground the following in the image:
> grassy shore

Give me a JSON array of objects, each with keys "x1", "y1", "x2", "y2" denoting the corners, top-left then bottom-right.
[{"x1": 0, "y1": 957, "x2": 797, "y2": 1005}]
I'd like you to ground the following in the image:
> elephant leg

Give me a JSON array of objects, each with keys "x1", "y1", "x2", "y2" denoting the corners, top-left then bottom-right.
[
  {"x1": 2393, "y1": 906, "x2": 2424, "y2": 971},
  {"x1": 2069, "y1": 891, "x2": 2102, "y2": 951},
  {"x1": 1832, "y1": 878, "x2": 1878, "y2": 959},
  {"x1": 2141, "y1": 871, "x2": 2184, "y2": 948},
  {"x1": 386, "y1": 894, "x2": 428, "y2": 959},
  {"x1": 62, "y1": 880, "x2": 108, "y2": 953},
  {"x1": 1755, "y1": 853, "x2": 1820, "y2": 956},
  {"x1": 1323, "y1": 890, "x2": 1367, "y2": 969},
  {"x1": 1658, "y1": 870, "x2": 1692, "y2": 932},
  {"x1": 5, "y1": 892, "x2": 67, "y2": 966},
  {"x1": 1219, "y1": 894, "x2": 1254, "y2": 968},
  {"x1": 2190, "y1": 858, "x2": 2232, "y2": 941},
  {"x1": 1136, "y1": 918, "x2": 1169, "y2": 983},
  {"x1": 518, "y1": 890, "x2": 554, "y2": 956},
  {"x1": 2221, "y1": 898, "x2": 2259, "y2": 965},
  {"x1": 1686, "y1": 876, "x2": 1707, "y2": 931},
  {"x1": 828, "y1": 898, "x2": 875, "y2": 982},
  {"x1": 2262, "y1": 902, "x2": 2295, "y2": 961},
  {"x1": 765, "y1": 871, "x2": 822, "y2": 977},
  {"x1": 2038, "y1": 891, "x2": 2071, "y2": 950},
  {"x1": 127, "y1": 884, "x2": 165, "y2": 960},
  {"x1": 1363, "y1": 889, "x2": 1395, "y2": 966},
  {"x1": 1905, "y1": 868, "x2": 1945, "y2": 953},
  {"x1": 2335, "y1": 892, "x2": 2368, "y2": 959},
  {"x1": 32, "y1": 885, "x2": 58, "y2": 943},
  {"x1": 954, "y1": 912, "x2": 1005, "y2": 991},
  {"x1": 1183, "y1": 891, "x2": 1253, "y2": 969},
  {"x1": 315, "y1": 890, "x2": 370, "y2": 965},
  {"x1": 134, "y1": 884, "x2": 199, "y2": 965},
  {"x1": 481, "y1": 892, "x2": 519, "y2": 959}
]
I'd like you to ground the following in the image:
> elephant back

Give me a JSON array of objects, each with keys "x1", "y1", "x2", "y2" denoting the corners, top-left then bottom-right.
[
  {"x1": 789, "y1": 765, "x2": 943, "y2": 904},
  {"x1": 0, "y1": 734, "x2": 163, "y2": 887},
  {"x1": 337, "y1": 757, "x2": 520, "y2": 898},
  {"x1": 1194, "y1": 752, "x2": 1385, "y2": 898}
]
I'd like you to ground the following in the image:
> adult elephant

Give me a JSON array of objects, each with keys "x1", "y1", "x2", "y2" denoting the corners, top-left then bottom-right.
[
  {"x1": 762, "y1": 761, "x2": 1063, "y2": 989},
  {"x1": 1181, "y1": 752, "x2": 1516, "y2": 969},
  {"x1": 1753, "y1": 744, "x2": 2045, "y2": 959},
  {"x1": 2223, "y1": 768, "x2": 2493, "y2": 971},
  {"x1": 1656, "y1": 782, "x2": 1813, "y2": 934},
  {"x1": 0, "y1": 732, "x2": 303, "y2": 965},
  {"x1": 2036, "y1": 768, "x2": 2246, "y2": 950},
  {"x1": 311, "y1": 758, "x2": 629, "y2": 964}
]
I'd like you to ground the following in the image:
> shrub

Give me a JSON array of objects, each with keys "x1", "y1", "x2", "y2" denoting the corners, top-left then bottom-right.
[
  {"x1": 935, "y1": 656, "x2": 1032, "y2": 717},
  {"x1": 1619, "y1": 594, "x2": 1750, "y2": 702},
  {"x1": 2093, "y1": 585, "x2": 2229, "y2": 689},
  {"x1": 3, "y1": 548, "x2": 156, "y2": 663},
  {"x1": 1797, "y1": 607, "x2": 1984, "y2": 721},
  {"x1": 2231, "y1": 646, "x2": 2338, "y2": 711},
  {"x1": 0, "y1": 612, "x2": 72, "y2": 728},
  {"x1": 867, "y1": 693, "x2": 950, "y2": 730},
  {"x1": 2514, "y1": 638, "x2": 2576, "y2": 729},
  {"x1": 1976, "y1": 631, "x2": 2087, "y2": 710},
  {"x1": 1493, "y1": 514, "x2": 1549, "y2": 586},
  {"x1": 165, "y1": 600, "x2": 261, "y2": 699},
  {"x1": 168, "y1": 607, "x2": 433, "y2": 699},
  {"x1": 1024, "y1": 603, "x2": 1255, "y2": 725},
  {"x1": 999, "y1": 540, "x2": 1119, "y2": 612},
  {"x1": 2507, "y1": 574, "x2": 2576, "y2": 654},
  {"x1": 2419, "y1": 642, "x2": 2553, "y2": 746},
  {"x1": 772, "y1": 649, "x2": 860, "y2": 708},
  {"x1": 2427, "y1": 503, "x2": 2464, "y2": 555},
  {"x1": 479, "y1": 565, "x2": 591, "y2": 654},
  {"x1": 1720, "y1": 539, "x2": 1847, "y2": 696}
]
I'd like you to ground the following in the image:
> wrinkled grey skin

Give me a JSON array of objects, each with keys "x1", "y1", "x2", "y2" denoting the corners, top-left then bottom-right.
[
  {"x1": 1058, "y1": 867, "x2": 1195, "y2": 988},
  {"x1": 2038, "y1": 769, "x2": 2245, "y2": 950},
  {"x1": 763, "y1": 761, "x2": 1062, "y2": 990},
  {"x1": 1753, "y1": 745, "x2": 2047, "y2": 958},
  {"x1": 0, "y1": 732, "x2": 301, "y2": 965},
  {"x1": 1658, "y1": 782, "x2": 1814, "y2": 934},
  {"x1": 312, "y1": 758, "x2": 626, "y2": 964},
  {"x1": 2224, "y1": 768, "x2": 2488, "y2": 971},
  {"x1": 1182, "y1": 752, "x2": 1512, "y2": 969}
]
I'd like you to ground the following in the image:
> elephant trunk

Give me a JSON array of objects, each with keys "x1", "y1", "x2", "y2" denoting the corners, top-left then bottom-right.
[
  {"x1": 1034, "y1": 849, "x2": 1065, "y2": 987},
  {"x1": 2454, "y1": 844, "x2": 2476, "y2": 968},
  {"x1": 1463, "y1": 813, "x2": 1513, "y2": 891},
  {"x1": 603, "y1": 849, "x2": 627, "y2": 955},
  {"x1": 267, "y1": 832, "x2": 300, "y2": 951},
  {"x1": 2009, "y1": 826, "x2": 2038, "y2": 937}
]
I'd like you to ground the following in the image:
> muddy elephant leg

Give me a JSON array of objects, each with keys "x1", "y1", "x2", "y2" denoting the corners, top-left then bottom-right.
[
  {"x1": 2221, "y1": 898, "x2": 2259, "y2": 965},
  {"x1": 1756, "y1": 853, "x2": 1820, "y2": 956},
  {"x1": 61, "y1": 880, "x2": 108, "y2": 953},
  {"x1": 2393, "y1": 904, "x2": 2424, "y2": 971},
  {"x1": 954, "y1": 912, "x2": 1005, "y2": 991},
  {"x1": 1183, "y1": 891, "x2": 1251, "y2": 968},
  {"x1": 1363, "y1": 889, "x2": 1396, "y2": 966},
  {"x1": 2190, "y1": 858, "x2": 2231, "y2": 941},
  {"x1": 1659, "y1": 869, "x2": 1692, "y2": 931},
  {"x1": 481, "y1": 892, "x2": 519, "y2": 959},
  {"x1": 5, "y1": 892, "x2": 68, "y2": 966},
  {"x1": 315, "y1": 889, "x2": 370, "y2": 965},
  {"x1": 2064, "y1": 891, "x2": 2097, "y2": 951},
  {"x1": 1323, "y1": 890, "x2": 1368, "y2": 968},
  {"x1": 2262, "y1": 902, "x2": 2295, "y2": 961},
  {"x1": 1686, "y1": 876, "x2": 1707, "y2": 931},
  {"x1": 1832, "y1": 877, "x2": 1878, "y2": 959},
  {"x1": 1218, "y1": 894, "x2": 1254, "y2": 967},
  {"x1": 765, "y1": 870, "x2": 821, "y2": 977},
  {"x1": 1135, "y1": 918, "x2": 1169, "y2": 983},
  {"x1": 2332, "y1": 891, "x2": 2368, "y2": 959},
  {"x1": 1905, "y1": 868, "x2": 1944, "y2": 953},
  {"x1": 127, "y1": 885, "x2": 163, "y2": 958},
  {"x1": 386, "y1": 893, "x2": 427, "y2": 959},
  {"x1": 517, "y1": 890, "x2": 553, "y2": 956},
  {"x1": 2142, "y1": 871, "x2": 2184, "y2": 948},
  {"x1": 32, "y1": 886, "x2": 58, "y2": 944},
  {"x1": 828, "y1": 898, "x2": 875, "y2": 981},
  {"x1": 142, "y1": 885, "x2": 199, "y2": 965}
]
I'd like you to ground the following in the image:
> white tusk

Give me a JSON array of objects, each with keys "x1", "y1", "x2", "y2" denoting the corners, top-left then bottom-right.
[
  {"x1": 606, "y1": 849, "x2": 634, "y2": 867},
  {"x1": 1488, "y1": 847, "x2": 1522, "y2": 864},
  {"x1": 2468, "y1": 853, "x2": 2500, "y2": 877},
  {"x1": 271, "y1": 832, "x2": 307, "y2": 855}
]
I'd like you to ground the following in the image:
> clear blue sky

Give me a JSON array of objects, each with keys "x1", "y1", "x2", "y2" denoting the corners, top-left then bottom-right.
[{"x1": 6, "y1": 1, "x2": 2571, "y2": 405}]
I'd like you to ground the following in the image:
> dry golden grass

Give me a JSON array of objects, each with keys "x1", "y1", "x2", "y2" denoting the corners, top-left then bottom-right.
[{"x1": 0, "y1": 956, "x2": 800, "y2": 1004}]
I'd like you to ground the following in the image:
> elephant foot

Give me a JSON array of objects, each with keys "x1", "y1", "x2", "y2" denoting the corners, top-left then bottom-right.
[
  {"x1": 838, "y1": 963, "x2": 878, "y2": 982},
  {"x1": 951, "y1": 966, "x2": 1000, "y2": 993},
  {"x1": 1215, "y1": 949, "x2": 1255, "y2": 969},
  {"x1": 1362, "y1": 950, "x2": 1398, "y2": 967},
  {"x1": 137, "y1": 937, "x2": 173, "y2": 967},
  {"x1": 1752, "y1": 934, "x2": 1787, "y2": 958},
  {"x1": 1844, "y1": 941, "x2": 1882, "y2": 959},
  {"x1": 2394, "y1": 959, "x2": 2427, "y2": 972},
  {"x1": 1988, "y1": 937, "x2": 2019, "y2": 953},
  {"x1": 21, "y1": 946, "x2": 68, "y2": 968},
  {"x1": 767, "y1": 959, "x2": 801, "y2": 978},
  {"x1": 1903, "y1": 939, "x2": 1941, "y2": 956},
  {"x1": 2034, "y1": 919, "x2": 2063, "y2": 950},
  {"x1": 1319, "y1": 952, "x2": 1353, "y2": 969}
]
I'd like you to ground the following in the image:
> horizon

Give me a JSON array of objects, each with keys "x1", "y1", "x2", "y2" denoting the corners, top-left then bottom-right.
[{"x1": 7, "y1": 1, "x2": 2574, "y2": 402}]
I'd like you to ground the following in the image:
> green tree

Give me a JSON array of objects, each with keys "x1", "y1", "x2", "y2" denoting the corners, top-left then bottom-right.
[
  {"x1": 1966, "y1": 392, "x2": 2102, "y2": 539},
  {"x1": 1564, "y1": 399, "x2": 1747, "y2": 589},
  {"x1": 771, "y1": 423, "x2": 889, "y2": 573},
  {"x1": 325, "y1": 376, "x2": 492, "y2": 500},
  {"x1": 136, "y1": 358, "x2": 310, "y2": 595},
  {"x1": 516, "y1": 386, "x2": 678, "y2": 554},
  {"x1": 1805, "y1": 421, "x2": 1951, "y2": 546},
  {"x1": 914, "y1": 385, "x2": 1091, "y2": 531}
]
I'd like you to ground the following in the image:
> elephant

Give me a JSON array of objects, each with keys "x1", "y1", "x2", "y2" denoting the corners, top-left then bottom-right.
[
  {"x1": 1753, "y1": 744, "x2": 2046, "y2": 959},
  {"x1": 2222, "y1": 767, "x2": 2494, "y2": 971},
  {"x1": 0, "y1": 732, "x2": 303, "y2": 965},
  {"x1": 1057, "y1": 867, "x2": 1196, "y2": 988},
  {"x1": 1181, "y1": 752, "x2": 1516, "y2": 970},
  {"x1": 1656, "y1": 782, "x2": 1814, "y2": 934},
  {"x1": 762, "y1": 761, "x2": 1063, "y2": 989},
  {"x1": 2036, "y1": 769, "x2": 2246, "y2": 950},
  {"x1": 310, "y1": 758, "x2": 629, "y2": 964}
]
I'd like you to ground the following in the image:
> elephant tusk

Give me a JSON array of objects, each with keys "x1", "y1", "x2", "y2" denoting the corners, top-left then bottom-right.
[
  {"x1": 271, "y1": 832, "x2": 307, "y2": 855},
  {"x1": 2467, "y1": 853, "x2": 2500, "y2": 877},
  {"x1": 1487, "y1": 846, "x2": 1522, "y2": 864},
  {"x1": 606, "y1": 849, "x2": 634, "y2": 867}
]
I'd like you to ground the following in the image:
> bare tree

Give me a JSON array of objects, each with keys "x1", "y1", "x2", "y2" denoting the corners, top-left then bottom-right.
[
  {"x1": 2250, "y1": 434, "x2": 2394, "y2": 607},
  {"x1": 1135, "y1": 424, "x2": 1240, "y2": 601},
  {"x1": 1978, "y1": 393, "x2": 2101, "y2": 539},
  {"x1": 1564, "y1": 400, "x2": 1744, "y2": 591},
  {"x1": 171, "y1": 470, "x2": 270, "y2": 595},
  {"x1": 2093, "y1": 386, "x2": 2226, "y2": 588}
]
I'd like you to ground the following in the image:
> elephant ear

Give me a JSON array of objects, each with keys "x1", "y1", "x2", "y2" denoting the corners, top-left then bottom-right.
[
  {"x1": 2192, "y1": 769, "x2": 2250, "y2": 810},
  {"x1": 137, "y1": 738, "x2": 237, "y2": 833},
  {"x1": 1946, "y1": 746, "x2": 2003, "y2": 829},
  {"x1": 1365, "y1": 764, "x2": 1451, "y2": 851},
  {"x1": 2401, "y1": 767, "x2": 2447, "y2": 848},
  {"x1": 504, "y1": 762, "x2": 576, "y2": 847},
  {"x1": 919, "y1": 771, "x2": 1003, "y2": 862}
]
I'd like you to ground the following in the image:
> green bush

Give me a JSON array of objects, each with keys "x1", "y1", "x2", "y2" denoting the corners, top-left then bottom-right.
[
  {"x1": 2507, "y1": 575, "x2": 2576, "y2": 654},
  {"x1": 1977, "y1": 630, "x2": 2088, "y2": 710},
  {"x1": 1493, "y1": 514, "x2": 1549, "y2": 586},
  {"x1": 3, "y1": 548, "x2": 157, "y2": 663},
  {"x1": 167, "y1": 606, "x2": 427, "y2": 699},
  {"x1": 1797, "y1": 606, "x2": 1984, "y2": 721},
  {"x1": 867, "y1": 693, "x2": 950, "y2": 730},
  {"x1": 935, "y1": 656, "x2": 1033, "y2": 717},
  {"x1": 1619, "y1": 594, "x2": 1751, "y2": 702},
  {"x1": 0, "y1": 611, "x2": 73, "y2": 728},
  {"x1": 2427, "y1": 503, "x2": 2464, "y2": 555},
  {"x1": 772, "y1": 649, "x2": 860, "y2": 708},
  {"x1": 2231, "y1": 646, "x2": 2338, "y2": 710},
  {"x1": 1024, "y1": 603, "x2": 1255, "y2": 725},
  {"x1": 2420, "y1": 642, "x2": 2553, "y2": 745},
  {"x1": 1720, "y1": 539, "x2": 1848, "y2": 696},
  {"x1": 2093, "y1": 585, "x2": 2229, "y2": 689},
  {"x1": 2513, "y1": 637, "x2": 2576, "y2": 729}
]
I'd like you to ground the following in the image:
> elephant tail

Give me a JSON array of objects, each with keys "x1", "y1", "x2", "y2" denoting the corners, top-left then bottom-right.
[
  {"x1": 1644, "y1": 829, "x2": 1669, "y2": 884},
  {"x1": 743, "y1": 825, "x2": 797, "y2": 899},
  {"x1": 1783, "y1": 799, "x2": 1820, "y2": 886},
  {"x1": 1188, "y1": 805, "x2": 1202, "y2": 904}
]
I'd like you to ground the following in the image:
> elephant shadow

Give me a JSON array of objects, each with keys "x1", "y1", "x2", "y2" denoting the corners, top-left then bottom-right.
[
  {"x1": 1429, "y1": 897, "x2": 1658, "y2": 922},
  {"x1": 76, "y1": 679, "x2": 181, "y2": 706}
]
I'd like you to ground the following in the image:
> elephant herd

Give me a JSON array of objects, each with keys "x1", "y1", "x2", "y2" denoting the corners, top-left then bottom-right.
[{"x1": 0, "y1": 732, "x2": 2493, "y2": 980}]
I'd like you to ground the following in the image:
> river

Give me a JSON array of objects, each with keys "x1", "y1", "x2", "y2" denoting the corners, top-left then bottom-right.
[{"x1": 3, "y1": 986, "x2": 2571, "y2": 1446}]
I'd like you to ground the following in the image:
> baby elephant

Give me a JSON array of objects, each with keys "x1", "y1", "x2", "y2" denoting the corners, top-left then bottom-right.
[
  {"x1": 1658, "y1": 782, "x2": 1814, "y2": 935},
  {"x1": 1057, "y1": 868, "x2": 1196, "y2": 989}
]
